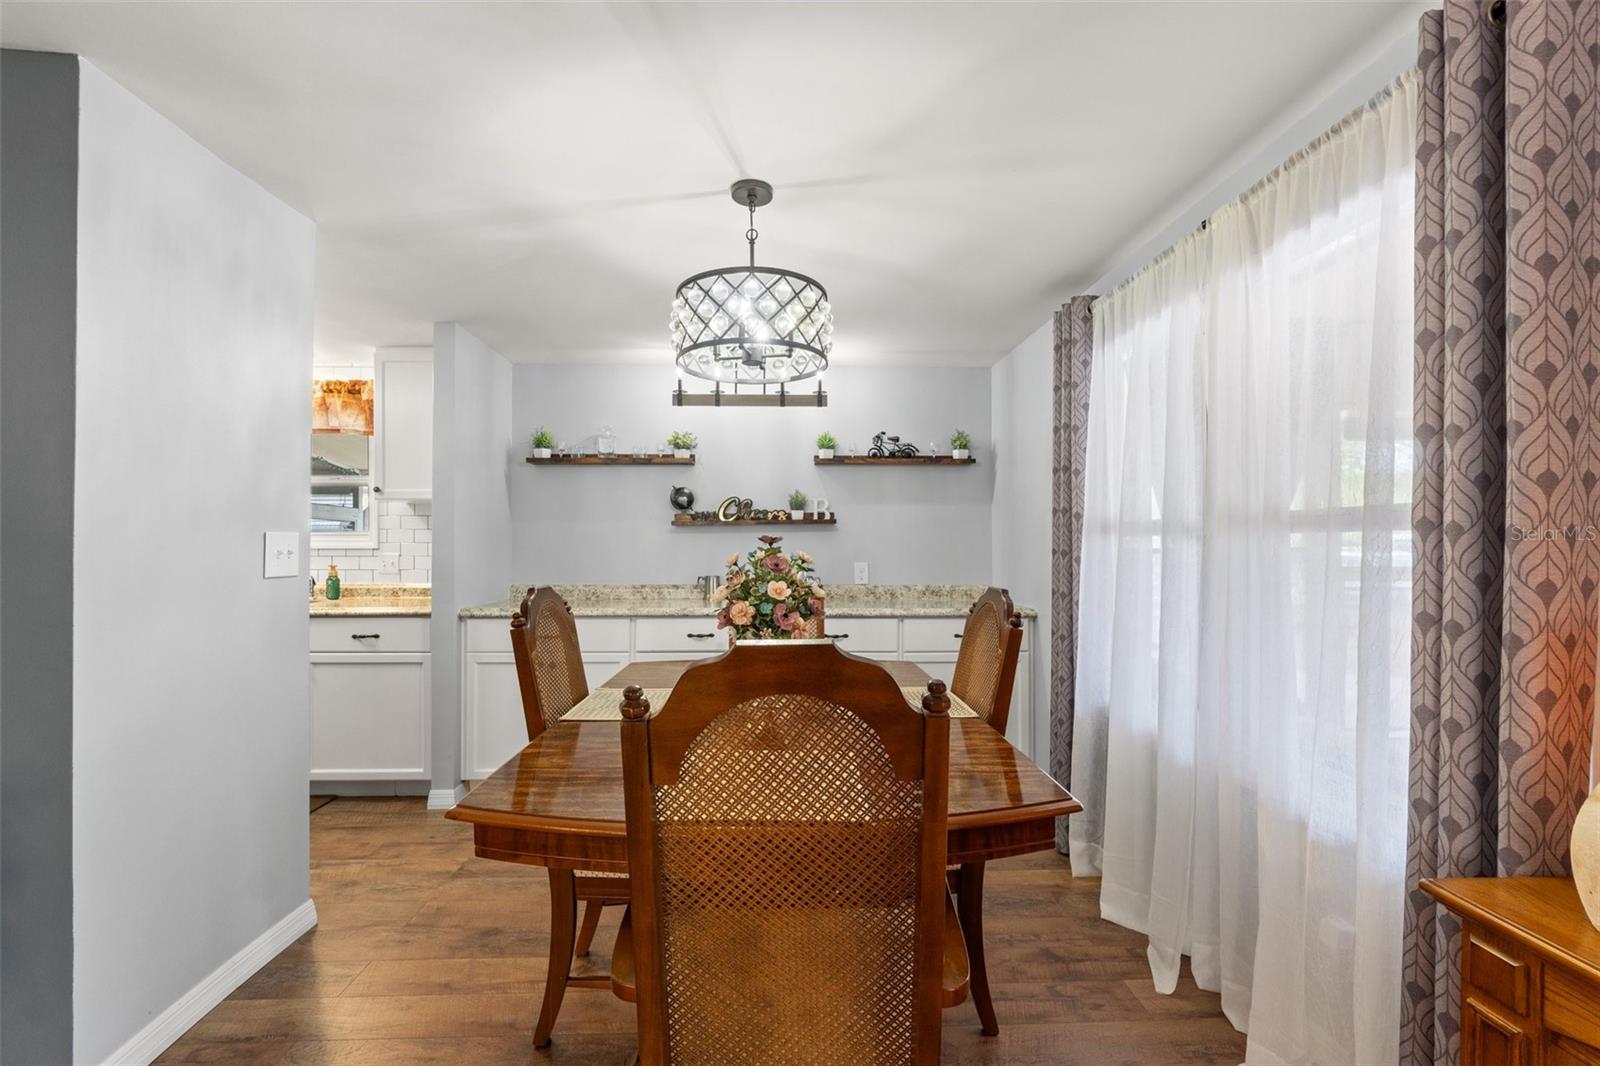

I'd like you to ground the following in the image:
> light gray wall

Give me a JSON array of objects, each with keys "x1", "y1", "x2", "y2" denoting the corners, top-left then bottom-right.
[
  {"x1": 989, "y1": 321, "x2": 1055, "y2": 761},
  {"x1": 1, "y1": 47, "x2": 79, "y2": 1066},
  {"x1": 509, "y1": 364, "x2": 994, "y2": 588},
  {"x1": 70, "y1": 59, "x2": 316, "y2": 1062},
  {"x1": 431, "y1": 322, "x2": 514, "y2": 792}
]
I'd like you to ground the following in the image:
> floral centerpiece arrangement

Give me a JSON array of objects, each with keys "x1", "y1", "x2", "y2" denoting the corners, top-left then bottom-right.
[{"x1": 714, "y1": 535, "x2": 825, "y2": 640}]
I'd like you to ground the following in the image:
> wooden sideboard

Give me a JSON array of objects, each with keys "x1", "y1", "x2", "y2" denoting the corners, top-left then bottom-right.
[{"x1": 1421, "y1": 877, "x2": 1600, "y2": 1066}]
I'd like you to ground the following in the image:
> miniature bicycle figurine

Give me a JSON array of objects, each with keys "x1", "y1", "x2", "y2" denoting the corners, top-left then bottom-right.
[{"x1": 868, "y1": 431, "x2": 921, "y2": 458}]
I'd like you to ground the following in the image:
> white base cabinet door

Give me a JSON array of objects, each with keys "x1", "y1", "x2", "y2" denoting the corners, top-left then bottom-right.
[
  {"x1": 311, "y1": 653, "x2": 431, "y2": 780},
  {"x1": 462, "y1": 652, "x2": 525, "y2": 781}
]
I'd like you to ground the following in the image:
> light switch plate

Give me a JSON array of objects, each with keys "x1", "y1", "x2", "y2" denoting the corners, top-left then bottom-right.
[
  {"x1": 263, "y1": 531, "x2": 300, "y2": 579},
  {"x1": 853, "y1": 562, "x2": 869, "y2": 585}
]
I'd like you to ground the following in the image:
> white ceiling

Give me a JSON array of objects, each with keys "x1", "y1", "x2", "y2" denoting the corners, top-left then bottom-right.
[{"x1": 2, "y1": 2, "x2": 1418, "y2": 366}]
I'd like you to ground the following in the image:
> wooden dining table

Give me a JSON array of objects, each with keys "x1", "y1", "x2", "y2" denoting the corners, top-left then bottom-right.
[{"x1": 446, "y1": 657, "x2": 1081, "y2": 1041}]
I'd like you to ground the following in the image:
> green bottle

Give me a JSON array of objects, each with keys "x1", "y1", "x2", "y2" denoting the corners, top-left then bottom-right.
[{"x1": 325, "y1": 563, "x2": 341, "y2": 601}]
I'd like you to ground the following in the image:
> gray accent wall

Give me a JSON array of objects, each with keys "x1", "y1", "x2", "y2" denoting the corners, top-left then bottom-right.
[
  {"x1": 1, "y1": 48, "x2": 79, "y2": 1066},
  {"x1": 2, "y1": 49, "x2": 317, "y2": 1061}
]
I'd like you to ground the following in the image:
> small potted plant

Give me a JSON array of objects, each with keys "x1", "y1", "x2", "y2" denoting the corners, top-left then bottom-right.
[
  {"x1": 815, "y1": 431, "x2": 837, "y2": 460},
  {"x1": 950, "y1": 429, "x2": 972, "y2": 461},
  {"x1": 530, "y1": 427, "x2": 554, "y2": 459},
  {"x1": 667, "y1": 429, "x2": 698, "y2": 459},
  {"x1": 788, "y1": 489, "x2": 808, "y2": 521}
]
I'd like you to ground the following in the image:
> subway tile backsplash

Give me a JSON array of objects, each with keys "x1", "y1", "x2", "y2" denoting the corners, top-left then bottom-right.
[{"x1": 310, "y1": 498, "x2": 432, "y2": 586}]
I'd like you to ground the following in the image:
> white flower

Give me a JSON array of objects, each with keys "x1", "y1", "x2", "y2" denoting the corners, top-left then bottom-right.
[
  {"x1": 811, "y1": 585, "x2": 825, "y2": 598},
  {"x1": 724, "y1": 552, "x2": 740, "y2": 567}
]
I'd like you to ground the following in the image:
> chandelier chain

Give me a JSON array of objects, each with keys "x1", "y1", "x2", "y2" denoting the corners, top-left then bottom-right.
[{"x1": 745, "y1": 199, "x2": 758, "y2": 268}]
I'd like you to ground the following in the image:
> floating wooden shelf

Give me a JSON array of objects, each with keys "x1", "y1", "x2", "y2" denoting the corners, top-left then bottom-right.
[
  {"x1": 527, "y1": 454, "x2": 695, "y2": 466},
  {"x1": 813, "y1": 455, "x2": 976, "y2": 465},
  {"x1": 671, "y1": 515, "x2": 838, "y2": 527}
]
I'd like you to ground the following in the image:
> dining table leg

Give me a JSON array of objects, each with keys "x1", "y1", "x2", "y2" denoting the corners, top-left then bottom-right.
[
  {"x1": 955, "y1": 861, "x2": 998, "y2": 1036},
  {"x1": 533, "y1": 867, "x2": 577, "y2": 1048}
]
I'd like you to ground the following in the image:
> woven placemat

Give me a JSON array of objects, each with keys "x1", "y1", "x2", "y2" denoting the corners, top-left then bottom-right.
[{"x1": 562, "y1": 685, "x2": 977, "y2": 721}]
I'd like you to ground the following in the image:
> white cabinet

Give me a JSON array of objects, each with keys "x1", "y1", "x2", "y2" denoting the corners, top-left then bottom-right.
[
  {"x1": 310, "y1": 616, "x2": 431, "y2": 781},
  {"x1": 458, "y1": 613, "x2": 1039, "y2": 780},
  {"x1": 311, "y1": 653, "x2": 430, "y2": 780},
  {"x1": 374, "y1": 347, "x2": 432, "y2": 500}
]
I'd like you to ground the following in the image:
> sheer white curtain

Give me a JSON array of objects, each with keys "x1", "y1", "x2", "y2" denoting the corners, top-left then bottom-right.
[{"x1": 1070, "y1": 72, "x2": 1417, "y2": 1065}]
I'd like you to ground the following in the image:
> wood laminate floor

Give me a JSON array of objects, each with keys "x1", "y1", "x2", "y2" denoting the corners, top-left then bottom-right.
[{"x1": 157, "y1": 797, "x2": 1246, "y2": 1065}]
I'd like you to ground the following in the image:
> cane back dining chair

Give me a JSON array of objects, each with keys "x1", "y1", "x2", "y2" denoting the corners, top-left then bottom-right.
[
  {"x1": 509, "y1": 586, "x2": 630, "y2": 1047},
  {"x1": 611, "y1": 642, "x2": 965, "y2": 1065},
  {"x1": 946, "y1": 586, "x2": 1024, "y2": 1037}
]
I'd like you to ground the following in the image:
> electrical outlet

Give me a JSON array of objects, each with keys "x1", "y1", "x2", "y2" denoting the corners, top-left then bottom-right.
[
  {"x1": 853, "y1": 562, "x2": 869, "y2": 585},
  {"x1": 263, "y1": 531, "x2": 300, "y2": 579},
  {"x1": 377, "y1": 554, "x2": 400, "y2": 576}
]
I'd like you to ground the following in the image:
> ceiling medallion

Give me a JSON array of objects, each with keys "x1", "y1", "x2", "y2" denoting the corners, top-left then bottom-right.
[{"x1": 671, "y1": 179, "x2": 833, "y2": 389}]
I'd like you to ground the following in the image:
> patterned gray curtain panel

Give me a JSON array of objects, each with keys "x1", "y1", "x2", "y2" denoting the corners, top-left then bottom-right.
[
  {"x1": 1051, "y1": 295, "x2": 1095, "y2": 854},
  {"x1": 1402, "y1": 2, "x2": 1600, "y2": 1064}
]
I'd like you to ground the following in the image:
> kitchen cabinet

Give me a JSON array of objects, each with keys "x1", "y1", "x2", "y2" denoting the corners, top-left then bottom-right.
[
  {"x1": 459, "y1": 613, "x2": 1036, "y2": 781},
  {"x1": 310, "y1": 617, "x2": 430, "y2": 780},
  {"x1": 373, "y1": 346, "x2": 432, "y2": 499}
]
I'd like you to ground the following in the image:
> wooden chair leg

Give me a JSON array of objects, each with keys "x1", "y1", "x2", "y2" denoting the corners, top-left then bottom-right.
[
  {"x1": 534, "y1": 868, "x2": 577, "y2": 1048},
  {"x1": 957, "y1": 861, "x2": 998, "y2": 1036},
  {"x1": 575, "y1": 899, "x2": 605, "y2": 958}
]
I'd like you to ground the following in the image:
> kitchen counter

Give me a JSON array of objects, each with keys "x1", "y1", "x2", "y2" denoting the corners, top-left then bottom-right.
[
  {"x1": 311, "y1": 584, "x2": 431, "y2": 617},
  {"x1": 458, "y1": 583, "x2": 1036, "y2": 620}
]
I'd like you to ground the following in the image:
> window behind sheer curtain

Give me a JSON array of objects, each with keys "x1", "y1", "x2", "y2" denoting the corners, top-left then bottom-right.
[{"x1": 1070, "y1": 71, "x2": 1418, "y2": 1065}]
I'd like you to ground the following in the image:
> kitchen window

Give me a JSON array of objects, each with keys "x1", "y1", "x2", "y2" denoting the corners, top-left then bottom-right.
[{"x1": 311, "y1": 377, "x2": 378, "y2": 549}]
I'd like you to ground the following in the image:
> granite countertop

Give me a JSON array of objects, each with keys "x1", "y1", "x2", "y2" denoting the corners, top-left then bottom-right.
[
  {"x1": 311, "y1": 584, "x2": 432, "y2": 617},
  {"x1": 459, "y1": 584, "x2": 1036, "y2": 620}
]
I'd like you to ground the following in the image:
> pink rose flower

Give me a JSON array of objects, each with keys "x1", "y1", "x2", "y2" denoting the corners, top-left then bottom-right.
[
  {"x1": 808, "y1": 597, "x2": 824, "y2": 616},
  {"x1": 762, "y1": 553, "x2": 788, "y2": 575},
  {"x1": 773, "y1": 603, "x2": 797, "y2": 631},
  {"x1": 729, "y1": 601, "x2": 755, "y2": 626},
  {"x1": 766, "y1": 580, "x2": 789, "y2": 601}
]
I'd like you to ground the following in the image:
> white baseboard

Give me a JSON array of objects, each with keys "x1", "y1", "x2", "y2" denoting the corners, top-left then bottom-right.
[
  {"x1": 103, "y1": 898, "x2": 317, "y2": 1065},
  {"x1": 426, "y1": 783, "x2": 466, "y2": 810}
]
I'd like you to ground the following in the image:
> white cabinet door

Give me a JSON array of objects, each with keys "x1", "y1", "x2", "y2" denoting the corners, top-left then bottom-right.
[
  {"x1": 1006, "y1": 649, "x2": 1031, "y2": 757},
  {"x1": 374, "y1": 347, "x2": 432, "y2": 499},
  {"x1": 901, "y1": 653, "x2": 958, "y2": 691},
  {"x1": 462, "y1": 652, "x2": 525, "y2": 780},
  {"x1": 582, "y1": 651, "x2": 632, "y2": 693},
  {"x1": 310, "y1": 653, "x2": 430, "y2": 780}
]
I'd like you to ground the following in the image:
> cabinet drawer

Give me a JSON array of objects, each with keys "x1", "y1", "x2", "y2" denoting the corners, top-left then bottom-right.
[
  {"x1": 827, "y1": 618, "x2": 899, "y2": 653},
  {"x1": 576, "y1": 617, "x2": 631, "y2": 653},
  {"x1": 311, "y1": 616, "x2": 430, "y2": 653},
  {"x1": 1465, "y1": 925, "x2": 1532, "y2": 1016},
  {"x1": 902, "y1": 618, "x2": 968, "y2": 653},
  {"x1": 1545, "y1": 964, "x2": 1600, "y2": 1052},
  {"x1": 634, "y1": 616, "x2": 725, "y2": 653}
]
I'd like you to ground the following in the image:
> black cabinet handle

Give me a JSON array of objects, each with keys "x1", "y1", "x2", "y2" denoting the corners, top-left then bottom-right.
[
  {"x1": 832, "y1": 633, "x2": 850, "y2": 639},
  {"x1": 686, "y1": 632, "x2": 715, "y2": 639},
  {"x1": 351, "y1": 633, "x2": 381, "y2": 640},
  {"x1": 953, "y1": 632, "x2": 965, "y2": 639}
]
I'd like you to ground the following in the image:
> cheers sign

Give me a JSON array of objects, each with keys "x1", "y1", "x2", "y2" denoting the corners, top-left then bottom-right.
[{"x1": 716, "y1": 496, "x2": 794, "y2": 522}]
